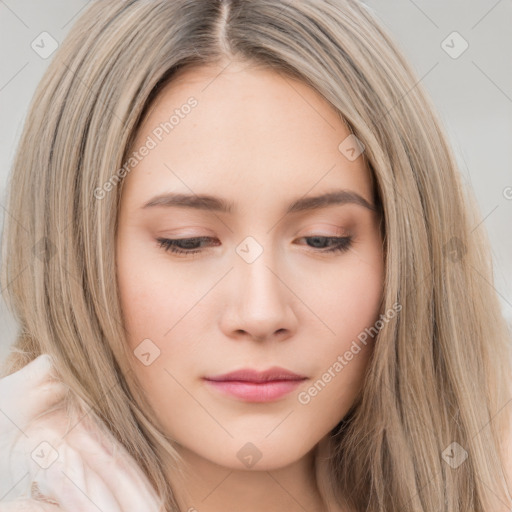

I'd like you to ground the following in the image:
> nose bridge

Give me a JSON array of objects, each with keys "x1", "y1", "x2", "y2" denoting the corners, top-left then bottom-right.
[
  {"x1": 235, "y1": 234, "x2": 285, "y2": 308},
  {"x1": 222, "y1": 234, "x2": 296, "y2": 340}
]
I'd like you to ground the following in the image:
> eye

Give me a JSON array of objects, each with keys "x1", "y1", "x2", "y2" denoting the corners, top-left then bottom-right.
[
  {"x1": 156, "y1": 236, "x2": 217, "y2": 256},
  {"x1": 299, "y1": 235, "x2": 353, "y2": 253},
  {"x1": 156, "y1": 235, "x2": 353, "y2": 256}
]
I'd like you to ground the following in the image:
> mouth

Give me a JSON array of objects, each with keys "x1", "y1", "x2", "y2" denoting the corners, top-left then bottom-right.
[
  {"x1": 203, "y1": 366, "x2": 308, "y2": 402},
  {"x1": 203, "y1": 378, "x2": 306, "y2": 402}
]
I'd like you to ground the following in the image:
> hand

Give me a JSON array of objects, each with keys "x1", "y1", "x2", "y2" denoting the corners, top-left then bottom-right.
[{"x1": 0, "y1": 354, "x2": 164, "y2": 512}]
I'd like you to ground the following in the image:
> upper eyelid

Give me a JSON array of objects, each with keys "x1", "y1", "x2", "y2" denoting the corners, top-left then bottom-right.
[
  {"x1": 156, "y1": 234, "x2": 352, "y2": 246},
  {"x1": 159, "y1": 234, "x2": 350, "y2": 241},
  {"x1": 156, "y1": 235, "x2": 353, "y2": 253}
]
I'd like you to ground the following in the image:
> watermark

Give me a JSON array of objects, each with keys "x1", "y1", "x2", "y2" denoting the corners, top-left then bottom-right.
[
  {"x1": 338, "y1": 134, "x2": 365, "y2": 161},
  {"x1": 31, "y1": 440, "x2": 59, "y2": 469},
  {"x1": 236, "y1": 442, "x2": 262, "y2": 468},
  {"x1": 441, "y1": 31, "x2": 469, "y2": 59},
  {"x1": 32, "y1": 236, "x2": 56, "y2": 262},
  {"x1": 31, "y1": 31, "x2": 59, "y2": 59},
  {"x1": 441, "y1": 441, "x2": 468, "y2": 469},
  {"x1": 134, "y1": 338, "x2": 161, "y2": 366},
  {"x1": 236, "y1": 236, "x2": 264, "y2": 263},
  {"x1": 94, "y1": 96, "x2": 198, "y2": 199},
  {"x1": 297, "y1": 301, "x2": 402, "y2": 405},
  {"x1": 443, "y1": 236, "x2": 467, "y2": 263}
]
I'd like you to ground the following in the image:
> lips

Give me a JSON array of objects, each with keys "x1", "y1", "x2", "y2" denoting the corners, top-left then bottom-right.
[
  {"x1": 204, "y1": 366, "x2": 307, "y2": 383},
  {"x1": 203, "y1": 367, "x2": 308, "y2": 402}
]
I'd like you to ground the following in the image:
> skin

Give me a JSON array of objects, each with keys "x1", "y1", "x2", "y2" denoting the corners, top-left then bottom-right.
[{"x1": 115, "y1": 60, "x2": 385, "y2": 512}]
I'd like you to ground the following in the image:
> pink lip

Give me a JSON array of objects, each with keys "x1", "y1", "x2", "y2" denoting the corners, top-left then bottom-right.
[{"x1": 203, "y1": 367, "x2": 307, "y2": 403}]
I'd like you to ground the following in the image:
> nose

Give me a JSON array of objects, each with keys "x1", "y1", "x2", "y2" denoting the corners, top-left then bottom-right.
[{"x1": 219, "y1": 248, "x2": 298, "y2": 343}]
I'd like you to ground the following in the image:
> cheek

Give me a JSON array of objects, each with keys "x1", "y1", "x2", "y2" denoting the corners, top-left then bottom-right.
[
  {"x1": 116, "y1": 231, "x2": 198, "y2": 350},
  {"x1": 300, "y1": 243, "x2": 384, "y2": 395},
  {"x1": 306, "y1": 242, "x2": 384, "y2": 339},
  {"x1": 294, "y1": 261, "x2": 383, "y2": 427}
]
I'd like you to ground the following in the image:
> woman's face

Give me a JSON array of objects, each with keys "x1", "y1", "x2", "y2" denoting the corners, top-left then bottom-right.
[{"x1": 116, "y1": 62, "x2": 384, "y2": 471}]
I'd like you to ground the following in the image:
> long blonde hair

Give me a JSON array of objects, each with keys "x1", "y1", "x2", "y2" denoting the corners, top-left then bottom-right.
[{"x1": 2, "y1": 0, "x2": 511, "y2": 510}]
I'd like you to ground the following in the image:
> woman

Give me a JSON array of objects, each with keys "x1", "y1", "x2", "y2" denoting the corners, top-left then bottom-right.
[{"x1": 1, "y1": 0, "x2": 511, "y2": 510}]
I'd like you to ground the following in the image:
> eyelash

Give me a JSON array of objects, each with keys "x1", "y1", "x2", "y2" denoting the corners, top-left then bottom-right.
[{"x1": 156, "y1": 235, "x2": 353, "y2": 256}]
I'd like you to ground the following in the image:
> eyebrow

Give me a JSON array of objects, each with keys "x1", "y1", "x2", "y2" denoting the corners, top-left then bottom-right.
[{"x1": 141, "y1": 189, "x2": 377, "y2": 214}]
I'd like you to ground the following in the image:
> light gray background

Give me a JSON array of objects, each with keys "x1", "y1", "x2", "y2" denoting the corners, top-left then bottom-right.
[{"x1": 0, "y1": 0, "x2": 511, "y2": 366}]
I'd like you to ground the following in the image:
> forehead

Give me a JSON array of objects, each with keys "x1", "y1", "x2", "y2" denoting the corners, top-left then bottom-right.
[{"x1": 122, "y1": 62, "x2": 374, "y2": 210}]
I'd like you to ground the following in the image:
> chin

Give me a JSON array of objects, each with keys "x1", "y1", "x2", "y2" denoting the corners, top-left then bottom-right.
[{"x1": 182, "y1": 434, "x2": 317, "y2": 472}]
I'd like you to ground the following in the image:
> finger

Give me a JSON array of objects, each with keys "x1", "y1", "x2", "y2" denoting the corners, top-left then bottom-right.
[{"x1": 37, "y1": 443, "x2": 122, "y2": 512}]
